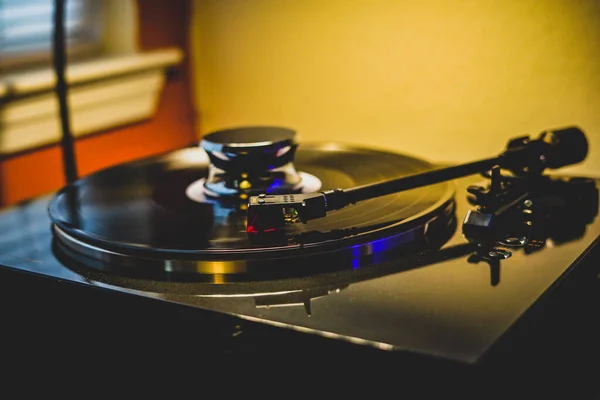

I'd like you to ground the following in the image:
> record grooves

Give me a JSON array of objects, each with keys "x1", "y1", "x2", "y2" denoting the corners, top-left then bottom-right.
[{"x1": 49, "y1": 141, "x2": 455, "y2": 280}]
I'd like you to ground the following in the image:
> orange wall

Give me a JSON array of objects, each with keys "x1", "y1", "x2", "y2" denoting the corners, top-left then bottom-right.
[{"x1": 0, "y1": 0, "x2": 198, "y2": 206}]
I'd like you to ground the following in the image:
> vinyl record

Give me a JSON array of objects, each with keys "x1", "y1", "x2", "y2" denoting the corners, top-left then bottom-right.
[{"x1": 49, "y1": 143, "x2": 455, "y2": 280}]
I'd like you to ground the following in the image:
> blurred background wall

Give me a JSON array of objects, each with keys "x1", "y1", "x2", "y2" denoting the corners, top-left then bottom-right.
[
  {"x1": 1, "y1": 0, "x2": 599, "y2": 206},
  {"x1": 191, "y1": 0, "x2": 600, "y2": 176}
]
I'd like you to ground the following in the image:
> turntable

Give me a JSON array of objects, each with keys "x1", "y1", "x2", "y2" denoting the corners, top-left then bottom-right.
[{"x1": 1, "y1": 122, "x2": 599, "y2": 395}]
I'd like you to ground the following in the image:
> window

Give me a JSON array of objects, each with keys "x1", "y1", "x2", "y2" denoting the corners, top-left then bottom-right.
[
  {"x1": 0, "y1": 0, "x2": 183, "y2": 155},
  {"x1": 0, "y1": 0, "x2": 102, "y2": 69}
]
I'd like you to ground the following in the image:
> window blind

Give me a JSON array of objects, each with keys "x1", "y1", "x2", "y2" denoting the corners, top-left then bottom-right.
[{"x1": 0, "y1": 0, "x2": 99, "y2": 64}]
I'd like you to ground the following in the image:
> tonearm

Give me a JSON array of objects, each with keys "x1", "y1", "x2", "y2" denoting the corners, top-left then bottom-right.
[{"x1": 246, "y1": 126, "x2": 589, "y2": 234}]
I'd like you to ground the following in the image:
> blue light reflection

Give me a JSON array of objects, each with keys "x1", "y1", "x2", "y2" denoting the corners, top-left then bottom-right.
[
  {"x1": 350, "y1": 230, "x2": 417, "y2": 270},
  {"x1": 267, "y1": 178, "x2": 283, "y2": 192},
  {"x1": 351, "y1": 246, "x2": 360, "y2": 270}
]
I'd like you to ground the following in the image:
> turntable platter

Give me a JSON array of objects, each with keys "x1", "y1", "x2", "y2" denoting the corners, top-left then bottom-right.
[{"x1": 49, "y1": 143, "x2": 455, "y2": 278}]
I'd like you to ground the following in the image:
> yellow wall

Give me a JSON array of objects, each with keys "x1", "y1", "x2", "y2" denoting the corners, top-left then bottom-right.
[{"x1": 191, "y1": 0, "x2": 600, "y2": 176}]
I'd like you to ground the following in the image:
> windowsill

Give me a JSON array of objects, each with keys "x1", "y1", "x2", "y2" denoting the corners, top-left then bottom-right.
[
  {"x1": 0, "y1": 47, "x2": 183, "y2": 155},
  {"x1": 0, "y1": 48, "x2": 182, "y2": 97}
]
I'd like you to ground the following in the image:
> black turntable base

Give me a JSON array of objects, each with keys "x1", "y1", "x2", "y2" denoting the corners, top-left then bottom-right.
[{"x1": 1, "y1": 127, "x2": 599, "y2": 396}]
